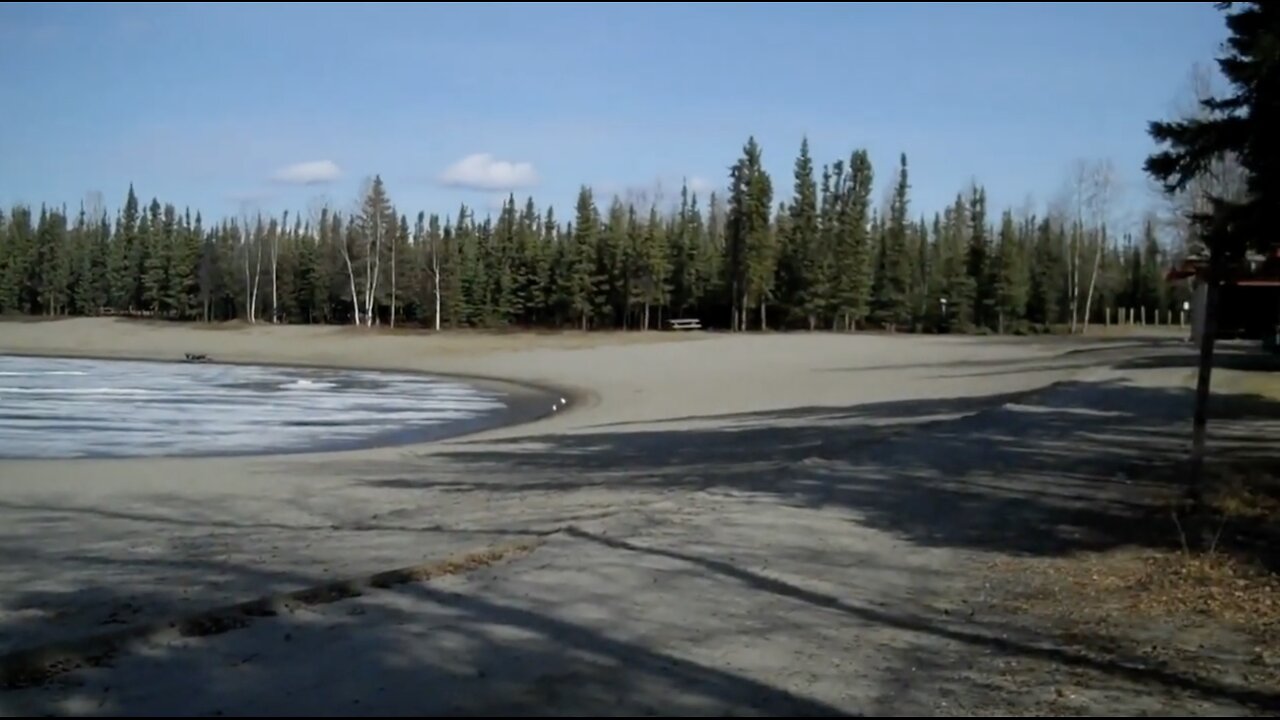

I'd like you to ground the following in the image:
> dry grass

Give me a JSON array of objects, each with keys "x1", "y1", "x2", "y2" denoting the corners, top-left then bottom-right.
[
  {"x1": 983, "y1": 460, "x2": 1280, "y2": 711},
  {"x1": 997, "y1": 549, "x2": 1280, "y2": 638}
]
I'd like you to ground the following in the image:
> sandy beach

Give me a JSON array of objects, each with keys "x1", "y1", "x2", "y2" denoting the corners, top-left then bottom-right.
[{"x1": 1, "y1": 317, "x2": 1274, "y2": 716}]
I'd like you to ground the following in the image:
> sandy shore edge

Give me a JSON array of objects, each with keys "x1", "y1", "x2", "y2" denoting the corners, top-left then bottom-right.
[{"x1": 0, "y1": 345, "x2": 590, "y2": 458}]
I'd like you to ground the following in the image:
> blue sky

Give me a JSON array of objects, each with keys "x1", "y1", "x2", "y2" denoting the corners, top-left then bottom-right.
[{"x1": 0, "y1": 2, "x2": 1230, "y2": 231}]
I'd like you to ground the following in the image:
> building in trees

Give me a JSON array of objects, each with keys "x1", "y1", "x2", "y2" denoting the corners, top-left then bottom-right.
[{"x1": 1170, "y1": 246, "x2": 1280, "y2": 346}]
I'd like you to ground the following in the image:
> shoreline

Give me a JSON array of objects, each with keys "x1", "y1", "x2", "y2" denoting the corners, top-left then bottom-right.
[{"x1": 0, "y1": 347, "x2": 589, "y2": 462}]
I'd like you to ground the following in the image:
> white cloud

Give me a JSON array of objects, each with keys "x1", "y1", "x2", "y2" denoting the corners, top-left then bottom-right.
[
  {"x1": 438, "y1": 153, "x2": 538, "y2": 191},
  {"x1": 271, "y1": 160, "x2": 342, "y2": 185},
  {"x1": 687, "y1": 176, "x2": 715, "y2": 196}
]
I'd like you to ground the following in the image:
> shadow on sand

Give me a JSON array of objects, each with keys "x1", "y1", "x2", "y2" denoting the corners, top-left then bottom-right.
[
  {"x1": 4, "y1": 356, "x2": 1280, "y2": 714},
  {"x1": 382, "y1": 377, "x2": 1280, "y2": 562}
]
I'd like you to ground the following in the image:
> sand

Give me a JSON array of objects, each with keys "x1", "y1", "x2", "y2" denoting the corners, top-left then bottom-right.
[{"x1": 3, "y1": 318, "x2": 1272, "y2": 715}]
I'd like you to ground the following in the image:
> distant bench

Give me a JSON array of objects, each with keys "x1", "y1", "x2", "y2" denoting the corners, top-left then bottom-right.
[{"x1": 667, "y1": 318, "x2": 702, "y2": 331}]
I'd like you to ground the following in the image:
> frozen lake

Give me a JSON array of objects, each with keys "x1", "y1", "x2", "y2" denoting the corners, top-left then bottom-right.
[{"x1": 0, "y1": 354, "x2": 517, "y2": 459}]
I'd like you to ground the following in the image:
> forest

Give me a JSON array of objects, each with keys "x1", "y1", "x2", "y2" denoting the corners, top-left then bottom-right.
[{"x1": 0, "y1": 137, "x2": 1187, "y2": 334}]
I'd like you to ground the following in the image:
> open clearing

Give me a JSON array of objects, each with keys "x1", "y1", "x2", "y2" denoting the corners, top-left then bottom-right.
[{"x1": 0, "y1": 318, "x2": 1276, "y2": 715}]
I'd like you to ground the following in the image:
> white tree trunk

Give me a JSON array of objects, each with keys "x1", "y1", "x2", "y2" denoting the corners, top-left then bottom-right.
[
  {"x1": 339, "y1": 236, "x2": 361, "y2": 326},
  {"x1": 364, "y1": 217, "x2": 382, "y2": 327},
  {"x1": 242, "y1": 233, "x2": 254, "y2": 324},
  {"x1": 1080, "y1": 160, "x2": 1115, "y2": 335},
  {"x1": 270, "y1": 214, "x2": 282, "y2": 324},
  {"x1": 251, "y1": 235, "x2": 262, "y2": 325},
  {"x1": 390, "y1": 230, "x2": 396, "y2": 329},
  {"x1": 431, "y1": 234, "x2": 441, "y2": 332},
  {"x1": 363, "y1": 232, "x2": 373, "y2": 327},
  {"x1": 1082, "y1": 231, "x2": 1104, "y2": 334},
  {"x1": 1064, "y1": 235, "x2": 1075, "y2": 333}
]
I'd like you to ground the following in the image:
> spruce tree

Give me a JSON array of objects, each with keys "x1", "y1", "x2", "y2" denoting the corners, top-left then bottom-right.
[
  {"x1": 1028, "y1": 216, "x2": 1064, "y2": 327},
  {"x1": 994, "y1": 209, "x2": 1029, "y2": 332},
  {"x1": 644, "y1": 204, "x2": 672, "y2": 329},
  {"x1": 726, "y1": 136, "x2": 774, "y2": 330},
  {"x1": 671, "y1": 182, "x2": 701, "y2": 317},
  {"x1": 835, "y1": 150, "x2": 874, "y2": 330},
  {"x1": 966, "y1": 186, "x2": 992, "y2": 329},
  {"x1": 1138, "y1": 216, "x2": 1167, "y2": 316},
  {"x1": 874, "y1": 153, "x2": 913, "y2": 330},
  {"x1": 600, "y1": 198, "x2": 629, "y2": 327},
  {"x1": 568, "y1": 186, "x2": 599, "y2": 330},
  {"x1": 36, "y1": 206, "x2": 72, "y2": 315},
  {"x1": 780, "y1": 138, "x2": 821, "y2": 328},
  {"x1": 844, "y1": 152, "x2": 875, "y2": 330}
]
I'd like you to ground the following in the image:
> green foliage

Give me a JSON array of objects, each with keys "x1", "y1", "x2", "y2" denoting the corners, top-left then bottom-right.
[
  {"x1": 4, "y1": 130, "x2": 1191, "y2": 333},
  {"x1": 1145, "y1": 2, "x2": 1278, "y2": 260},
  {"x1": 873, "y1": 154, "x2": 914, "y2": 330},
  {"x1": 726, "y1": 136, "x2": 774, "y2": 330},
  {"x1": 567, "y1": 186, "x2": 599, "y2": 329},
  {"x1": 993, "y1": 209, "x2": 1030, "y2": 332}
]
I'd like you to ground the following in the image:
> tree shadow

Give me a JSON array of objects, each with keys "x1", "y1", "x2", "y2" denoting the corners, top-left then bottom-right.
[
  {"x1": 817, "y1": 336, "x2": 1190, "y2": 375},
  {"x1": 0, "y1": 494, "x2": 613, "y2": 657},
  {"x1": 0, "y1": 545, "x2": 856, "y2": 716},
  {"x1": 1118, "y1": 343, "x2": 1280, "y2": 372},
  {"x1": 5, "y1": 524, "x2": 1275, "y2": 716},
  {"x1": 555, "y1": 527, "x2": 1280, "y2": 713},
  {"x1": 4, "y1": 357, "x2": 1279, "y2": 713},
  {"x1": 387, "y1": 378, "x2": 1280, "y2": 565}
]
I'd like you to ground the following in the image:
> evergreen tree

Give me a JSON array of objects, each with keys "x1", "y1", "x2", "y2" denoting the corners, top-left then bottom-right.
[
  {"x1": 993, "y1": 209, "x2": 1030, "y2": 332},
  {"x1": 142, "y1": 200, "x2": 167, "y2": 313},
  {"x1": 599, "y1": 198, "x2": 629, "y2": 327},
  {"x1": 671, "y1": 182, "x2": 701, "y2": 317},
  {"x1": 940, "y1": 194, "x2": 974, "y2": 330},
  {"x1": 967, "y1": 186, "x2": 992, "y2": 329},
  {"x1": 567, "y1": 186, "x2": 599, "y2": 330},
  {"x1": 910, "y1": 217, "x2": 930, "y2": 329},
  {"x1": 873, "y1": 153, "x2": 913, "y2": 330},
  {"x1": 1028, "y1": 216, "x2": 1064, "y2": 327},
  {"x1": 1145, "y1": 1, "x2": 1278, "y2": 263},
  {"x1": 1, "y1": 121, "x2": 1243, "y2": 336},
  {"x1": 832, "y1": 150, "x2": 874, "y2": 330},
  {"x1": 726, "y1": 136, "x2": 774, "y2": 330},
  {"x1": 643, "y1": 204, "x2": 672, "y2": 329},
  {"x1": 779, "y1": 138, "x2": 822, "y2": 328},
  {"x1": 36, "y1": 206, "x2": 72, "y2": 315},
  {"x1": 1138, "y1": 216, "x2": 1168, "y2": 316}
]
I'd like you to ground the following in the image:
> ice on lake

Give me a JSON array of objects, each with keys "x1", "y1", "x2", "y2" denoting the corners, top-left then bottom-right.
[{"x1": 0, "y1": 354, "x2": 510, "y2": 459}]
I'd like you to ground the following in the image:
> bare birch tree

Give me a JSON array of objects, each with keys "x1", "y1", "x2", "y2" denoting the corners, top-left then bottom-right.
[
  {"x1": 426, "y1": 214, "x2": 441, "y2": 331},
  {"x1": 270, "y1": 211, "x2": 285, "y2": 323},
  {"x1": 389, "y1": 219, "x2": 397, "y2": 329},
  {"x1": 1068, "y1": 161, "x2": 1087, "y2": 333},
  {"x1": 238, "y1": 204, "x2": 264, "y2": 324},
  {"x1": 251, "y1": 216, "x2": 263, "y2": 324},
  {"x1": 1155, "y1": 63, "x2": 1249, "y2": 258},
  {"x1": 1081, "y1": 159, "x2": 1118, "y2": 334},
  {"x1": 355, "y1": 175, "x2": 394, "y2": 327},
  {"x1": 338, "y1": 219, "x2": 361, "y2": 326}
]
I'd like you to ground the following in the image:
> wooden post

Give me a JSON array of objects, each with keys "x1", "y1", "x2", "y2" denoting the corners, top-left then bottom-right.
[{"x1": 1141, "y1": 306, "x2": 1147, "y2": 326}]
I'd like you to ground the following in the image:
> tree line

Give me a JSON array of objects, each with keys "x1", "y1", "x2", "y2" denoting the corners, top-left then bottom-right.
[{"x1": 0, "y1": 138, "x2": 1187, "y2": 333}]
